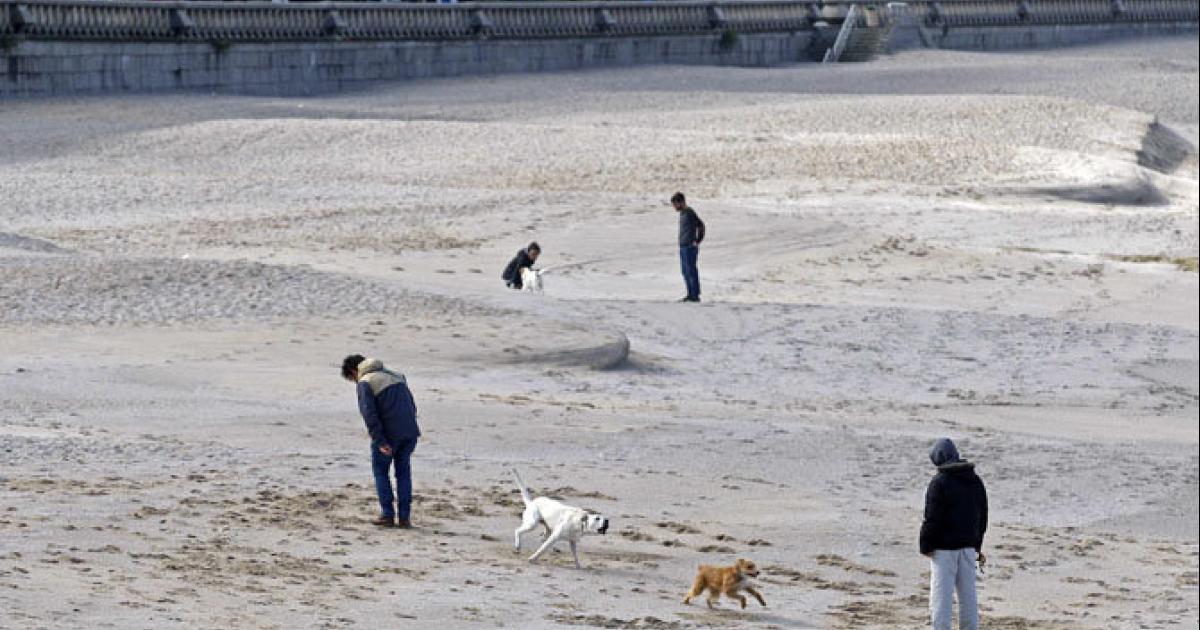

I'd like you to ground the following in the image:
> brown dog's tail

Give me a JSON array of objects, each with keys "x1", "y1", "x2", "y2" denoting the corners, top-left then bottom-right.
[{"x1": 510, "y1": 468, "x2": 534, "y2": 506}]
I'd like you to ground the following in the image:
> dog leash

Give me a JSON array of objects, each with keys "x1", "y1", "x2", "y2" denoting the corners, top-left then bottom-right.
[{"x1": 537, "y1": 257, "x2": 610, "y2": 275}]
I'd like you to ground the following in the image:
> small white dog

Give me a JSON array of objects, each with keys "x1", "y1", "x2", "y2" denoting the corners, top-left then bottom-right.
[
  {"x1": 512, "y1": 469, "x2": 609, "y2": 568},
  {"x1": 519, "y1": 267, "x2": 544, "y2": 292}
]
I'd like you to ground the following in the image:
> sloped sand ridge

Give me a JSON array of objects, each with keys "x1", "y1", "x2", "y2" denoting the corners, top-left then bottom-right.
[
  {"x1": 988, "y1": 114, "x2": 1197, "y2": 207},
  {"x1": 3, "y1": 95, "x2": 1189, "y2": 233},
  {"x1": 40, "y1": 204, "x2": 487, "y2": 256},
  {"x1": 0, "y1": 253, "x2": 626, "y2": 369},
  {"x1": 0, "y1": 232, "x2": 72, "y2": 255},
  {"x1": 0, "y1": 255, "x2": 475, "y2": 325},
  {"x1": 1016, "y1": 175, "x2": 1170, "y2": 206}
]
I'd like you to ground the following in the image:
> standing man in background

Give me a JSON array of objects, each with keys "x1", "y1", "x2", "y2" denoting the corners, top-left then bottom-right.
[
  {"x1": 341, "y1": 354, "x2": 421, "y2": 529},
  {"x1": 672, "y1": 192, "x2": 705, "y2": 302}
]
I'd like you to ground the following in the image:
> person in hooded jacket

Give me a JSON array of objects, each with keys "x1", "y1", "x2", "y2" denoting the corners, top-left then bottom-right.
[
  {"x1": 342, "y1": 354, "x2": 421, "y2": 528},
  {"x1": 920, "y1": 437, "x2": 988, "y2": 630}
]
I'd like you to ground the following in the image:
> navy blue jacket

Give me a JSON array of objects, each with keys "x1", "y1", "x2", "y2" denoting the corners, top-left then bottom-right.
[
  {"x1": 356, "y1": 358, "x2": 420, "y2": 447},
  {"x1": 677, "y1": 207, "x2": 706, "y2": 247}
]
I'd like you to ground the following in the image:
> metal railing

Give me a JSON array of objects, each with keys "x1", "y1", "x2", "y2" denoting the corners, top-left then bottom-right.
[
  {"x1": 918, "y1": 0, "x2": 1198, "y2": 27},
  {"x1": 823, "y1": 2, "x2": 858, "y2": 61},
  {"x1": 1, "y1": 0, "x2": 1196, "y2": 42},
  {"x1": 0, "y1": 0, "x2": 831, "y2": 41}
]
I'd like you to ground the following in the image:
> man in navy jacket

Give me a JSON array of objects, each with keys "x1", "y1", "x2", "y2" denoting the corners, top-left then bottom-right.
[
  {"x1": 342, "y1": 354, "x2": 421, "y2": 528},
  {"x1": 671, "y1": 192, "x2": 705, "y2": 302}
]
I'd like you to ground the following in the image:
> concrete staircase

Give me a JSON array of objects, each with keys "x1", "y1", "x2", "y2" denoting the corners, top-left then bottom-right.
[
  {"x1": 840, "y1": 24, "x2": 892, "y2": 60},
  {"x1": 823, "y1": 5, "x2": 897, "y2": 63},
  {"x1": 835, "y1": 4, "x2": 902, "y2": 62}
]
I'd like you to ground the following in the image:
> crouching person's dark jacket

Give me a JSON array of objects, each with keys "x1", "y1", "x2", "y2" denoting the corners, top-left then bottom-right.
[
  {"x1": 501, "y1": 248, "x2": 535, "y2": 289},
  {"x1": 919, "y1": 439, "x2": 988, "y2": 555},
  {"x1": 356, "y1": 358, "x2": 420, "y2": 447}
]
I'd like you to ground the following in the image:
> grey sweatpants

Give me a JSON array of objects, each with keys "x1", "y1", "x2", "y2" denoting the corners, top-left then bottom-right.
[{"x1": 929, "y1": 548, "x2": 979, "y2": 630}]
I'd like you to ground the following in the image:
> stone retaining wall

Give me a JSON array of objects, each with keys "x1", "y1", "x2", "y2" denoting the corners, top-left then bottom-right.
[{"x1": 1, "y1": 32, "x2": 817, "y2": 96}]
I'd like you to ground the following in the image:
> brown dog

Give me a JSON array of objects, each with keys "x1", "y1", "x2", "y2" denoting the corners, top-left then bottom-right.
[{"x1": 683, "y1": 558, "x2": 767, "y2": 609}]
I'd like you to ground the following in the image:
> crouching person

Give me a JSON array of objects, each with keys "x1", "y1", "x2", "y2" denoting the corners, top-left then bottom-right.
[
  {"x1": 341, "y1": 354, "x2": 421, "y2": 528},
  {"x1": 920, "y1": 438, "x2": 988, "y2": 630},
  {"x1": 501, "y1": 242, "x2": 540, "y2": 290}
]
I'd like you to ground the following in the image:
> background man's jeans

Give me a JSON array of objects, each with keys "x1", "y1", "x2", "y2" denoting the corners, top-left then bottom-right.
[
  {"x1": 930, "y1": 548, "x2": 979, "y2": 630},
  {"x1": 680, "y1": 245, "x2": 700, "y2": 299},
  {"x1": 371, "y1": 438, "x2": 418, "y2": 520}
]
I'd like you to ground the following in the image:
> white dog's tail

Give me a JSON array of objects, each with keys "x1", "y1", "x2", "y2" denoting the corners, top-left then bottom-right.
[{"x1": 511, "y1": 468, "x2": 533, "y2": 506}]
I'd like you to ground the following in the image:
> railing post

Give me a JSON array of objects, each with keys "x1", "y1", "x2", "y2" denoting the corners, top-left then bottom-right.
[
  {"x1": 169, "y1": 8, "x2": 196, "y2": 37},
  {"x1": 927, "y1": 1, "x2": 944, "y2": 26},
  {"x1": 1111, "y1": 0, "x2": 1127, "y2": 17},
  {"x1": 708, "y1": 6, "x2": 729, "y2": 30},
  {"x1": 471, "y1": 9, "x2": 493, "y2": 39},
  {"x1": 9, "y1": 3, "x2": 36, "y2": 34},
  {"x1": 323, "y1": 10, "x2": 347, "y2": 38},
  {"x1": 1017, "y1": 0, "x2": 1032, "y2": 22},
  {"x1": 806, "y1": 2, "x2": 823, "y2": 23},
  {"x1": 595, "y1": 8, "x2": 616, "y2": 34}
]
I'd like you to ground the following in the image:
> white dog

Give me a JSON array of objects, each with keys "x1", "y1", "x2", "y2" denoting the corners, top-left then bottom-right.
[
  {"x1": 519, "y1": 267, "x2": 544, "y2": 292},
  {"x1": 512, "y1": 469, "x2": 609, "y2": 568}
]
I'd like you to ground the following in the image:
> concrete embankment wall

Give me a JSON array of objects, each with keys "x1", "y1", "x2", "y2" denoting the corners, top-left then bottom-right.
[
  {"x1": 1, "y1": 33, "x2": 816, "y2": 97},
  {"x1": 1, "y1": 0, "x2": 1197, "y2": 98}
]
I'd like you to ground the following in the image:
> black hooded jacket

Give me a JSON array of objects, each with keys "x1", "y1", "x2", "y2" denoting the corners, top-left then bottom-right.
[
  {"x1": 919, "y1": 439, "x2": 988, "y2": 555},
  {"x1": 501, "y1": 249, "x2": 536, "y2": 289}
]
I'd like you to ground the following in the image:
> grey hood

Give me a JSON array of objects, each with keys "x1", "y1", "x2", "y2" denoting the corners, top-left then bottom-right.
[{"x1": 929, "y1": 438, "x2": 962, "y2": 468}]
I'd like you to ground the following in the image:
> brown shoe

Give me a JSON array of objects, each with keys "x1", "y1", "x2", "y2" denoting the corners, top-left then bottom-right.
[
  {"x1": 372, "y1": 516, "x2": 395, "y2": 528},
  {"x1": 396, "y1": 519, "x2": 412, "y2": 529}
]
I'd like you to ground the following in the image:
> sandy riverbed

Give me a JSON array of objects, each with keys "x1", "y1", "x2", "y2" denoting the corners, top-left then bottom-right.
[{"x1": 1, "y1": 36, "x2": 1198, "y2": 629}]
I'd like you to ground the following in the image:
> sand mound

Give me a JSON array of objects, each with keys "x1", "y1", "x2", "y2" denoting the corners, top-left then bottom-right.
[{"x1": 504, "y1": 329, "x2": 631, "y2": 370}]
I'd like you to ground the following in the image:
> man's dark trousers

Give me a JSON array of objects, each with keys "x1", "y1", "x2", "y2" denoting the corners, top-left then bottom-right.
[
  {"x1": 680, "y1": 244, "x2": 700, "y2": 299},
  {"x1": 371, "y1": 438, "x2": 418, "y2": 520}
]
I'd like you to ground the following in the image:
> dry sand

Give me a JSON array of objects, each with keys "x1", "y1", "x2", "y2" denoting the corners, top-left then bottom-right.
[{"x1": 1, "y1": 36, "x2": 1198, "y2": 629}]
